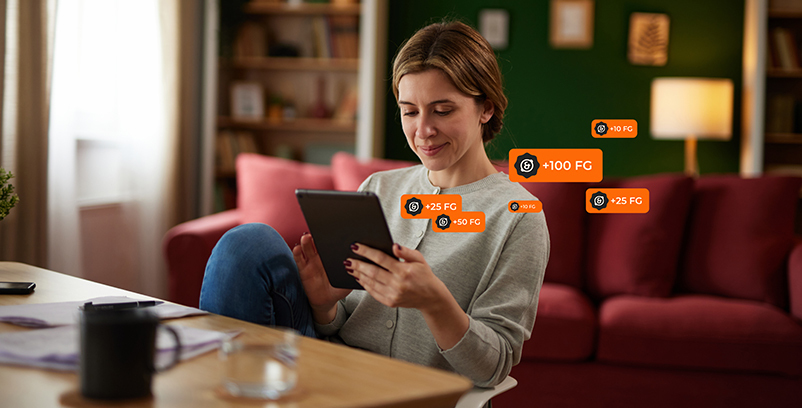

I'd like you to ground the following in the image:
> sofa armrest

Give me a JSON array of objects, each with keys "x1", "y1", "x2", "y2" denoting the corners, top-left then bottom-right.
[
  {"x1": 163, "y1": 210, "x2": 242, "y2": 307},
  {"x1": 790, "y1": 239, "x2": 802, "y2": 321}
]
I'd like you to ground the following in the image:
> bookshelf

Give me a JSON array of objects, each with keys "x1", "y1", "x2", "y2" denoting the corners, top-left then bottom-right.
[
  {"x1": 212, "y1": 0, "x2": 387, "y2": 211},
  {"x1": 763, "y1": 2, "x2": 802, "y2": 233}
]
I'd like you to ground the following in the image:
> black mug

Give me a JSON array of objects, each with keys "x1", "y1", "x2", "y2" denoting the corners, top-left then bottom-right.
[{"x1": 79, "y1": 307, "x2": 181, "y2": 400}]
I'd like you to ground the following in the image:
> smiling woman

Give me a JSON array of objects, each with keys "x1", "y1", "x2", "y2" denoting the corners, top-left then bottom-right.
[{"x1": 200, "y1": 20, "x2": 549, "y2": 390}]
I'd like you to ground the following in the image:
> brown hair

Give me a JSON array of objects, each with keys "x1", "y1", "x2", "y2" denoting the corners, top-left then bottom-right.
[{"x1": 392, "y1": 21, "x2": 508, "y2": 143}]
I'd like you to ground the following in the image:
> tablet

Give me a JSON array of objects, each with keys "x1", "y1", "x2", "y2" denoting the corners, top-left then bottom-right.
[{"x1": 295, "y1": 189, "x2": 396, "y2": 289}]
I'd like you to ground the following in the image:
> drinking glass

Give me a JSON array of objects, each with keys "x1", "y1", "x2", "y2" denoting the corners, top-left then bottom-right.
[{"x1": 219, "y1": 329, "x2": 299, "y2": 399}]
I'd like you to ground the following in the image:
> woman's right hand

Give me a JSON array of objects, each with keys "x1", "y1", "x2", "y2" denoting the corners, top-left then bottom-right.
[{"x1": 293, "y1": 233, "x2": 351, "y2": 324}]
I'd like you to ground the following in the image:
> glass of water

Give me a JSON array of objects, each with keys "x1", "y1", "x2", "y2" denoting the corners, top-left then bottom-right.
[{"x1": 219, "y1": 329, "x2": 299, "y2": 399}]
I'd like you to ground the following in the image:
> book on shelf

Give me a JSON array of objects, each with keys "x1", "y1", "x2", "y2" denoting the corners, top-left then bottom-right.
[
  {"x1": 329, "y1": 15, "x2": 359, "y2": 59},
  {"x1": 216, "y1": 130, "x2": 260, "y2": 173},
  {"x1": 766, "y1": 94, "x2": 796, "y2": 134},
  {"x1": 308, "y1": 15, "x2": 358, "y2": 60},
  {"x1": 333, "y1": 85, "x2": 358, "y2": 121},
  {"x1": 770, "y1": 28, "x2": 799, "y2": 70},
  {"x1": 311, "y1": 16, "x2": 332, "y2": 59},
  {"x1": 234, "y1": 22, "x2": 267, "y2": 58}
]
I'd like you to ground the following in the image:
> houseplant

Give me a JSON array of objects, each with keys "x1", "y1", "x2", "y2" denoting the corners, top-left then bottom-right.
[{"x1": 0, "y1": 168, "x2": 19, "y2": 220}]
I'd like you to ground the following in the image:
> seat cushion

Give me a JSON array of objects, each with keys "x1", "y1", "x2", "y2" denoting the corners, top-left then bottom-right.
[
  {"x1": 597, "y1": 294, "x2": 802, "y2": 376},
  {"x1": 523, "y1": 283, "x2": 596, "y2": 361},
  {"x1": 678, "y1": 175, "x2": 802, "y2": 309},
  {"x1": 586, "y1": 174, "x2": 694, "y2": 299},
  {"x1": 237, "y1": 154, "x2": 334, "y2": 246},
  {"x1": 493, "y1": 162, "x2": 587, "y2": 288},
  {"x1": 331, "y1": 152, "x2": 414, "y2": 191}
]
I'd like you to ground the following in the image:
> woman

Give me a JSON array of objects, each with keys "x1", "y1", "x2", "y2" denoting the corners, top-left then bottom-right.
[{"x1": 200, "y1": 21, "x2": 549, "y2": 387}]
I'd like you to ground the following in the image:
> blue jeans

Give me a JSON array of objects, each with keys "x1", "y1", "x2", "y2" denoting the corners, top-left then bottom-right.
[{"x1": 199, "y1": 223, "x2": 317, "y2": 338}]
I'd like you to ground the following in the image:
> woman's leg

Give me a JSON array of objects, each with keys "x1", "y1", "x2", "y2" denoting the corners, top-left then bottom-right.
[{"x1": 199, "y1": 223, "x2": 316, "y2": 337}]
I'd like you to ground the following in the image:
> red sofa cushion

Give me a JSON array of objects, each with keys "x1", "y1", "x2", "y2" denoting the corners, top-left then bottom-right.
[
  {"x1": 493, "y1": 162, "x2": 587, "y2": 288},
  {"x1": 597, "y1": 294, "x2": 802, "y2": 376},
  {"x1": 524, "y1": 283, "x2": 596, "y2": 361},
  {"x1": 331, "y1": 152, "x2": 415, "y2": 191},
  {"x1": 237, "y1": 154, "x2": 334, "y2": 246},
  {"x1": 678, "y1": 175, "x2": 802, "y2": 309},
  {"x1": 586, "y1": 174, "x2": 694, "y2": 299}
]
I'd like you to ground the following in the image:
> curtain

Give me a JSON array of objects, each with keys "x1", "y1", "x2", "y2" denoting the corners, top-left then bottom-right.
[
  {"x1": 0, "y1": 0, "x2": 54, "y2": 267},
  {"x1": 46, "y1": 0, "x2": 190, "y2": 298}
]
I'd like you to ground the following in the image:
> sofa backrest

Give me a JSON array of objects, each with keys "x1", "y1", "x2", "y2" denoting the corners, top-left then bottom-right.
[
  {"x1": 677, "y1": 175, "x2": 802, "y2": 309},
  {"x1": 237, "y1": 153, "x2": 802, "y2": 307}
]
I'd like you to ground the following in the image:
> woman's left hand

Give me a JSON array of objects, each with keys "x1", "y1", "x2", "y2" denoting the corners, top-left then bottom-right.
[{"x1": 346, "y1": 243, "x2": 447, "y2": 312}]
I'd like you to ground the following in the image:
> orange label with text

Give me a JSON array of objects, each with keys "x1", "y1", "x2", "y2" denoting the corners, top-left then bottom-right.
[
  {"x1": 586, "y1": 188, "x2": 650, "y2": 213},
  {"x1": 400, "y1": 194, "x2": 462, "y2": 219},
  {"x1": 508, "y1": 149, "x2": 603, "y2": 183},
  {"x1": 508, "y1": 200, "x2": 542, "y2": 213},
  {"x1": 430, "y1": 211, "x2": 485, "y2": 233},
  {"x1": 592, "y1": 119, "x2": 638, "y2": 138}
]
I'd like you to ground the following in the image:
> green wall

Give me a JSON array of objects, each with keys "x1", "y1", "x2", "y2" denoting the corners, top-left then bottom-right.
[{"x1": 383, "y1": 0, "x2": 745, "y2": 177}]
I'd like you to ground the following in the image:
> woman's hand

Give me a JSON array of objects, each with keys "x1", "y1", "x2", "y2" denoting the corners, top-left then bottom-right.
[
  {"x1": 293, "y1": 233, "x2": 351, "y2": 324},
  {"x1": 346, "y1": 243, "x2": 445, "y2": 311},
  {"x1": 346, "y1": 243, "x2": 470, "y2": 350}
]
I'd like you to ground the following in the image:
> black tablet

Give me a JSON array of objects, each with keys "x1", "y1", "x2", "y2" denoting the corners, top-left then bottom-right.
[{"x1": 295, "y1": 189, "x2": 396, "y2": 289}]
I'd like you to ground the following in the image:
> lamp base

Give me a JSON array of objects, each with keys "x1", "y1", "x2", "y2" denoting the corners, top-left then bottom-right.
[{"x1": 684, "y1": 137, "x2": 698, "y2": 177}]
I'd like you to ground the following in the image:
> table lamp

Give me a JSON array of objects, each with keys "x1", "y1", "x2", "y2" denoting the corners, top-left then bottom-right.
[{"x1": 650, "y1": 77, "x2": 734, "y2": 176}]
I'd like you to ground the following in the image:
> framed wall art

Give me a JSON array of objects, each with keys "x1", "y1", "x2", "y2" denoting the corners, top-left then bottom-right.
[
  {"x1": 550, "y1": 0, "x2": 595, "y2": 49},
  {"x1": 628, "y1": 13, "x2": 670, "y2": 66}
]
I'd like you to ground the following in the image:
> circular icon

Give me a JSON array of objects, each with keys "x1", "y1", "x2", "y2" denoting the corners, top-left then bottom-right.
[
  {"x1": 590, "y1": 191, "x2": 608, "y2": 211},
  {"x1": 405, "y1": 197, "x2": 423, "y2": 216},
  {"x1": 510, "y1": 202, "x2": 520, "y2": 212},
  {"x1": 595, "y1": 121, "x2": 608, "y2": 136},
  {"x1": 514, "y1": 153, "x2": 540, "y2": 179},
  {"x1": 435, "y1": 214, "x2": 451, "y2": 230}
]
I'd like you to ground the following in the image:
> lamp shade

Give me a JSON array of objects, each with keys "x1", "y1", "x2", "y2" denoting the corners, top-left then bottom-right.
[{"x1": 650, "y1": 78, "x2": 734, "y2": 140}]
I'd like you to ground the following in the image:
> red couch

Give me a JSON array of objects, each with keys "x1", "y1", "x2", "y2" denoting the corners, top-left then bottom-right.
[{"x1": 163, "y1": 152, "x2": 802, "y2": 407}]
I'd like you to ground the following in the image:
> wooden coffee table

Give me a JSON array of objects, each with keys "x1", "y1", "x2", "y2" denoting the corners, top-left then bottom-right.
[{"x1": 0, "y1": 262, "x2": 472, "y2": 407}]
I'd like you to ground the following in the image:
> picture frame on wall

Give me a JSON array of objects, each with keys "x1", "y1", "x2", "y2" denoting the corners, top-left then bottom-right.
[
  {"x1": 230, "y1": 81, "x2": 265, "y2": 121},
  {"x1": 550, "y1": 0, "x2": 595, "y2": 49},
  {"x1": 628, "y1": 13, "x2": 670, "y2": 66}
]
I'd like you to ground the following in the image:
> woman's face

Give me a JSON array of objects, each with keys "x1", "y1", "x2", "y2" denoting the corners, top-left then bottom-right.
[{"x1": 397, "y1": 69, "x2": 493, "y2": 174}]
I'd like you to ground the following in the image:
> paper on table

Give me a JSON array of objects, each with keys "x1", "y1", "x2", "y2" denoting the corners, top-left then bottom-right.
[
  {"x1": 0, "y1": 324, "x2": 239, "y2": 371},
  {"x1": 0, "y1": 296, "x2": 208, "y2": 328}
]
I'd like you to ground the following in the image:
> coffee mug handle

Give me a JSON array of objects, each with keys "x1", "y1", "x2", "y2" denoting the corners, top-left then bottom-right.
[{"x1": 157, "y1": 325, "x2": 182, "y2": 372}]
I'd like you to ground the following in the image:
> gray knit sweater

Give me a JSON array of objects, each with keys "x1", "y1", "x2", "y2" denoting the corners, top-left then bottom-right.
[{"x1": 315, "y1": 165, "x2": 549, "y2": 387}]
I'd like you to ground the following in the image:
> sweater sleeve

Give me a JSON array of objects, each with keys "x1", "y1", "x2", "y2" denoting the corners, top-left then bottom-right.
[
  {"x1": 314, "y1": 298, "x2": 348, "y2": 336},
  {"x1": 440, "y1": 211, "x2": 549, "y2": 387}
]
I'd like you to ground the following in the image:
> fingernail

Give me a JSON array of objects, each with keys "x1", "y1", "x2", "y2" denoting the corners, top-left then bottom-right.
[
  {"x1": 394, "y1": 243, "x2": 401, "y2": 251},
  {"x1": 302, "y1": 232, "x2": 308, "y2": 236},
  {"x1": 343, "y1": 260, "x2": 352, "y2": 267},
  {"x1": 346, "y1": 268, "x2": 354, "y2": 274},
  {"x1": 351, "y1": 243, "x2": 359, "y2": 251}
]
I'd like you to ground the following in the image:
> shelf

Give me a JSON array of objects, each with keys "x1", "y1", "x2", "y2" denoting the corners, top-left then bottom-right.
[
  {"x1": 218, "y1": 116, "x2": 357, "y2": 133},
  {"x1": 244, "y1": 2, "x2": 361, "y2": 16},
  {"x1": 769, "y1": 9, "x2": 802, "y2": 18},
  {"x1": 767, "y1": 68, "x2": 802, "y2": 77},
  {"x1": 765, "y1": 133, "x2": 802, "y2": 144},
  {"x1": 224, "y1": 57, "x2": 359, "y2": 72}
]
